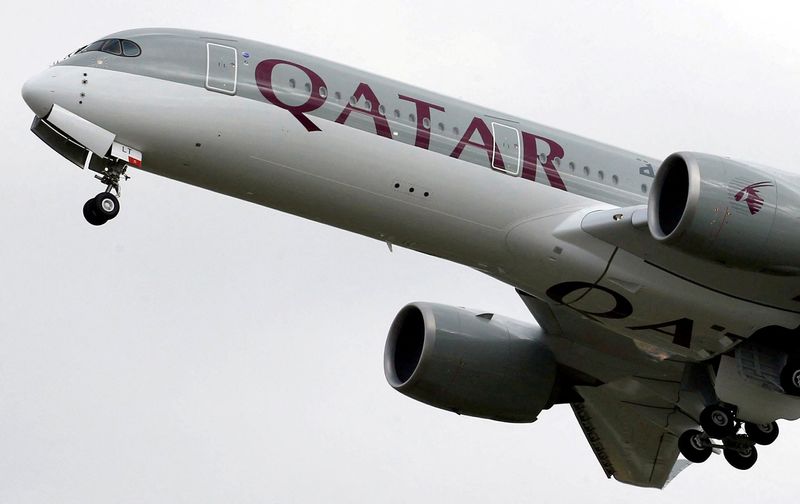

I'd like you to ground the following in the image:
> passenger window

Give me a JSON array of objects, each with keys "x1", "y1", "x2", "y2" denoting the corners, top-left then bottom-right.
[{"x1": 101, "y1": 39, "x2": 122, "y2": 55}]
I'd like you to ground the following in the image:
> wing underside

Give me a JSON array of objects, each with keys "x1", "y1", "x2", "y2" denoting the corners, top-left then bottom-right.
[
  {"x1": 517, "y1": 289, "x2": 698, "y2": 488},
  {"x1": 571, "y1": 380, "x2": 689, "y2": 488}
]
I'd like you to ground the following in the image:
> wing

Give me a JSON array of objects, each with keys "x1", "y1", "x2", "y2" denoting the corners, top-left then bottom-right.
[{"x1": 517, "y1": 289, "x2": 699, "y2": 488}]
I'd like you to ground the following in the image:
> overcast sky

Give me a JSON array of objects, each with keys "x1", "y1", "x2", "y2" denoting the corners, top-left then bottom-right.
[{"x1": 4, "y1": 1, "x2": 800, "y2": 502}]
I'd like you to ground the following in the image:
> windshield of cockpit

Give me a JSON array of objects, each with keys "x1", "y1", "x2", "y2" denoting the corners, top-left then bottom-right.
[{"x1": 57, "y1": 38, "x2": 142, "y2": 64}]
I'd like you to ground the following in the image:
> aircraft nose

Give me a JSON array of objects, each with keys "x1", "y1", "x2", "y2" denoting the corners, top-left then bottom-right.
[{"x1": 22, "y1": 69, "x2": 56, "y2": 118}]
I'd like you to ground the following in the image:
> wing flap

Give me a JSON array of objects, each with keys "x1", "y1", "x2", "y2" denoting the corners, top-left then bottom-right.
[{"x1": 572, "y1": 380, "x2": 683, "y2": 488}]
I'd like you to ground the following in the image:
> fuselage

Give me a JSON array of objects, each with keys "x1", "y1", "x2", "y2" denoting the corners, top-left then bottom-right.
[{"x1": 21, "y1": 28, "x2": 800, "y2": 362}]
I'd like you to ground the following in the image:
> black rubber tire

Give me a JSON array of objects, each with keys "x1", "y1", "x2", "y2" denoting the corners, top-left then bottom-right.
[
  {"x1": 700, "y1": 404, "x2": 738, "y2": 439},
  {"x1": 678, "y1": 429, "x2": 712, "y2": 463},
  {"x1": 83, "y1": 199, "x2": 108, "y2": 226},
  {"x1": 93, "y1": 192, "x2": 120, "y2": 220},
  {"x1": 780, "y1": 359, "x2": 800, "y2": 396},
  {"x1": 745, "y1": 421, "x2": 779, "y2": 445},
  {"x1": 723, "y1": 439, "x2": 758, "y2": 470}
]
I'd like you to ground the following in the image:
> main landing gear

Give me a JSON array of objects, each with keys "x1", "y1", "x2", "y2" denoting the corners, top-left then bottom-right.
[
  {"x1": 678, "y1": 403, "x2": 779, "y2": 471},
  {"x1": 780, "y1": 357, "x2": 800, "y2": 396},
  {"x1": 82, "y1": 160, "x2": 128, "y2": 226}
]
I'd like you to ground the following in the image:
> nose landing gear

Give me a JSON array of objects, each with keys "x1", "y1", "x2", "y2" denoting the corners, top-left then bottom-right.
[
  {"x1": 678, "y1": 403, "x2": 778, "y2": 471},
  {"x1": 82, "y1": 160, "x2": 128, "y2": 226}
]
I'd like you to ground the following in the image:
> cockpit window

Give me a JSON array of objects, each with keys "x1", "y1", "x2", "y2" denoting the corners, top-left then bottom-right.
[
  {"x1": 101, "y1": 39, "x2": 122, "y2": 56},
  {"x1": 121, "y1": 39, "x2": 141, "y2": 57},
  {"x1": 83, "y1": 40, "x2": 106, "y2": 53},
  {"x1": 79, "y1": 38, "x2": 141, "y2": 57}
]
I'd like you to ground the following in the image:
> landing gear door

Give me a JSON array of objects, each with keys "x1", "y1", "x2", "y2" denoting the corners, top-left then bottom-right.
[{"x1": 206, "y1": 43, "x2": 238, "y2": 95}]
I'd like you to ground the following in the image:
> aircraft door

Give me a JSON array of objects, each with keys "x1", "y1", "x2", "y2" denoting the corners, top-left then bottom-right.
[
  {"x1": 491, "y1": 122, "x2": 521, "y2": 175},
  {"x1": 205, "y1": 43, "x2": 238, "y2": 95}
]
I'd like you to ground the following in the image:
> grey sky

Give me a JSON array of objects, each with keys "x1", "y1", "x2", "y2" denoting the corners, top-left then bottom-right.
[{"x1": 3, "y1": 1, "x2": 800, "y2": 502}]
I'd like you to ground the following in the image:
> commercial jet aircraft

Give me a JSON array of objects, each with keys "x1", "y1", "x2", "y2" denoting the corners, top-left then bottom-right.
[{"x1": 21, "y1": 28, "x2": 800, "y2": 488}]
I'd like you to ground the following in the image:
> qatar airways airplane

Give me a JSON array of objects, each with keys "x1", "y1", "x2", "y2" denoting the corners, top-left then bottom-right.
[{"x1": 21, "y1": 28, "x2": 800, "y2": 488}]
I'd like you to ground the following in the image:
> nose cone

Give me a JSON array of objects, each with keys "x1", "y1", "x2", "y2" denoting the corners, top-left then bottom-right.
[{"x1": 22, "y1": 69, "x2": 55, "y2": 118}]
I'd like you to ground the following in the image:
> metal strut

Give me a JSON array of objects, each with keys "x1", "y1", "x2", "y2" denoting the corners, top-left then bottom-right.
[{"x1": 94, "y1": 159, "x2": 129, "y2": 197}]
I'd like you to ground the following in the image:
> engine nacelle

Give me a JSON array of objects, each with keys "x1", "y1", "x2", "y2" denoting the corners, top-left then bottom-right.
[
  {"x1": 383, "y1": 302, "x2": 557, "y2": 423},
  {"x1": 648, "y1": 152, "x2": 800, "y2": 270}
]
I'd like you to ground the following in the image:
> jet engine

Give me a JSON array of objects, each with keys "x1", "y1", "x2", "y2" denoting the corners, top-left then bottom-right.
[
  {"x1": 648, "y1": 152, "x2": 800, "y2": 270},
  {"x1": 383, "y1": 302, "x2": 557, "y2": 423}
]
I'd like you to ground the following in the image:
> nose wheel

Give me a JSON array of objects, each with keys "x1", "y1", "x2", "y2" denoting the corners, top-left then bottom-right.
[
  {"x1": 82, "y1": 159, "x2": 128, "y2": 226},
  {"x1": 83, "y1": 192, "x2": 120, "y2": 226}
]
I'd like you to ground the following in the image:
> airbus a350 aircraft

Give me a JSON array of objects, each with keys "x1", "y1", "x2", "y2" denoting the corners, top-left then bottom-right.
[{"x1": 21, "y1": 28, "x2": 800, "y2": 488}]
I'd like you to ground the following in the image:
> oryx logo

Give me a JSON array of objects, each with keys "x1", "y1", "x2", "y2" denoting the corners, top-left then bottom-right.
[{"x1": 734, "y1": 181, "x2": 772, "y2": 215}]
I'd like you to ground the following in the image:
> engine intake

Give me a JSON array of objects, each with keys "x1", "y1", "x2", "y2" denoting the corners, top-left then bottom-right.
[
  {"x1": 647, "y1": 152, "x2": 800, "y2": 270},
  {"x1": 384, "y1": 303, "x2": 557, "y2": 423},
  {"x1": 649, "y1": 153, "x2": 697, "y2": 240}
]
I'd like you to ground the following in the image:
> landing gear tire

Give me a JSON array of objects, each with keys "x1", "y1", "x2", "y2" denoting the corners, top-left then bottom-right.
[
  {"x1": 83, "y1": 199, "x2": 108, "y2": 226},
  {"x1": 82, "y1": 192, "x2": 120, "y2": 226},
  {"x1": 93, "y1": 192, "x2": 120, "y2": 221},
  {"x1": 780, "y1": 358, "x2": 800, "y2": 396},
  {"x1": 700, "y1": 404, "x2": 738, "y2": 439},
  {"x1": 678, "y1": 429, "x2": 712, "y2": 463},
  {"x1": 723, "y1": 436, "x2": 758, "y2": 470},
  {"x1": 745, "y1": 421, "x2": 779, "y2": 445}
]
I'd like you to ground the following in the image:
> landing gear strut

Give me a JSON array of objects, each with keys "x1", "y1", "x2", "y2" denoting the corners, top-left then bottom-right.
[{"x1": 82, "y1": 159, "x2": 128, "y2": 226}]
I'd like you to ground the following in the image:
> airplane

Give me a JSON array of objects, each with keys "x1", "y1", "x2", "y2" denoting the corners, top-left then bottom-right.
[{"x1": 21, "y1": 28, "x2": 800, "y2": 488}]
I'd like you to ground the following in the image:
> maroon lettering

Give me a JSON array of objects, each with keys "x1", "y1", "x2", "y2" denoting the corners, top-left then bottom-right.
[
  {"x1": 521, "y1": 132, "x2": 566, "y2": 190},
  {"x1": 546, "y1": 281, "x2": 633, "y2": 319},
  {"x1": 335, "y1": 83, "x2": 392, "y2": 138},
  {"x1": 398, "y1": 95, "x2": 445, "y2": 149},
  {"x1": 255, "y1": 59, "x2": 327, "y2": 132},
  {"x1": 629, "y1": 318, "x2": 694, "y2": 349},
  {"x1": 450, "y1": 117, "x2": 503, "y2": 168}
]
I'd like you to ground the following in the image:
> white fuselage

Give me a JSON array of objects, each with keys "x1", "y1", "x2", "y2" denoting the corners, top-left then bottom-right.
[{"x1": 23, "y1": 51, "x2": 800, "y2": 364}]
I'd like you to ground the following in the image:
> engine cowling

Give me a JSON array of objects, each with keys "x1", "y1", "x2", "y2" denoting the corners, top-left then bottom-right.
[
  {"x1": 383, "y1": 302, "x2": 557, "y2": 423},
  {"x1": 648, "y1": 152, "x2": 800, "y2": 270}
]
